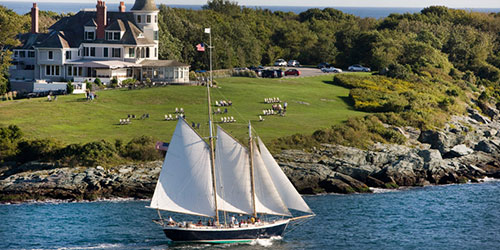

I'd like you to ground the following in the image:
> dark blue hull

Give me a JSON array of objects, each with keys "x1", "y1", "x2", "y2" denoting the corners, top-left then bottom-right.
[{"x1": 163, "y1": 220, "x2": 289, "y2": 243}]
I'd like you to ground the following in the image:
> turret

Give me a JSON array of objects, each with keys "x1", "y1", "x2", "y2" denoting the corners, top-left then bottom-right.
[{"x1": 131, "y1": 0, "x2": 159, "y2": 59}]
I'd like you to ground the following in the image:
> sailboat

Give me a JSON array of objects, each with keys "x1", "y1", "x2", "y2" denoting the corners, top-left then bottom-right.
[{"x1": 148, "y1": 81, "x2": 314, "y2": 243}]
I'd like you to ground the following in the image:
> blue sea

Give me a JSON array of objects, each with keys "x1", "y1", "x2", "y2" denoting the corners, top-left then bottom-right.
[
  {"x1": 3, "y1": 2, "x2": 500, "y2": 18},
  {"x1": 1, "y1": 180, "x2": 499, "y2": 249}
]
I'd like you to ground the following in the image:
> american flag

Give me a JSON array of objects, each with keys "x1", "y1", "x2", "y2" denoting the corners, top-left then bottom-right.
[
  {"x1": 155, "y1": 141, "x2": 169, "y2": 151},
  {"x1": 196, "y1": 43, "x2": 205, "y2": 52}
]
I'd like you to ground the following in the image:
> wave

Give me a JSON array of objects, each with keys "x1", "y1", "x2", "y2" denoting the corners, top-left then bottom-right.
[
  {"x1": 250, "y1": 236, "x2": 282, "y2": 247},
  {"x1": 56, "y1": 243, "x2": 125, "y2": 250},
  {"x1": 1, "y1": 197, "x2": 150, "y2": 206}
]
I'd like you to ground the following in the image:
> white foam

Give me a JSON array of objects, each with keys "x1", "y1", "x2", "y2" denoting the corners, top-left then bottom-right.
[
  {"x1": 478, "y1": 177, "x2": 500, "y2": 182},
  {"x1": 369, "y1": 187, "x2": 400, "y2": 193},
  {"x1": 56, "y1": 243, "x2": 124, "y2": 250},
  {"x1": 250, "y1": 236, "x2": 282, "y2": 247}
]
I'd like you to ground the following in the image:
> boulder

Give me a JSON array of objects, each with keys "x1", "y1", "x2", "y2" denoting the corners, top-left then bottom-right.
[
  {"x1": 475, "y1": 141, "x2": 494, "y2": 153},
  {"x1": 447, "y1": 144, "x2": 474, "y2": 157},
  {"x1": 418, "y1": 149, "x2": 442, "y2": 162}
]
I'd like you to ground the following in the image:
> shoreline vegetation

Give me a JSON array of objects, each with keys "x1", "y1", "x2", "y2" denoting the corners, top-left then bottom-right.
[{"x1": 1, "y1": 1, "x2": 500, "y2": 202}]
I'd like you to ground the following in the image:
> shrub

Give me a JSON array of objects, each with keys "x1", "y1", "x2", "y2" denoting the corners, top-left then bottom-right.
[
  {"x1": 0, "y1": 125, "x2": 23, "y2": 161},
  {"x1": 94, "y1": 78, "x2": 102, "y2": 86},
  {"x1": 122, "y1": 136, "x2": 163, "y2": 161},
  {"x1": 122, "y1": 78, "x2": 137, "y2": 86},
  {"x1": 66, "y1": 81, "x2": 74, "y2": 94},
  {"x1": 16, "y1": 138, "x2": 63, "y2": 163},
  {"x1": 110, "y1": 77, "x2": 118, "y2": 88}
]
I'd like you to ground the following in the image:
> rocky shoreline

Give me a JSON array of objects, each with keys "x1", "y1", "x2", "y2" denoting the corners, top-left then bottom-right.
[{"x1": 1, "y1": 110, "x2": 499, "y2": 203}]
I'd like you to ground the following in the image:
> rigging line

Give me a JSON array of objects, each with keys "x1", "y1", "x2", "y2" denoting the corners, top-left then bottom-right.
[{"x1": 283, "y1": 216, "x2": 314, "y2": 236}]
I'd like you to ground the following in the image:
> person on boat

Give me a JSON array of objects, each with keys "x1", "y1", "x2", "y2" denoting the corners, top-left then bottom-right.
[
  {"x1": 207, "y1": 219, "x2": 213, "y2": 226},
  {"x1": 231, "y1": 215, "x2": 236, "y2": 225},
  {"x1": 251, "y1": 217, "x2": 256, "y2": 224},
  {"x1": 168, "y1": 216, "x2": 175, "y2": 225},
  {"x1": 197, "y1": 220, "x2": 202, "y2": 226}
]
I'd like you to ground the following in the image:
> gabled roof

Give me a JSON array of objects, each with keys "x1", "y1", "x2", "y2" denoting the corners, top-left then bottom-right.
[
  {"x1": 131, "y1": 0, "x2": 159, "y2": 11},
  {"x1": 84, "y1": 19, "x2": 97, "y2": 27},
  {"x1": 41, "y1": 10, "x2": 152, "y2": 47},
  {"x1": 106, "y1": 19, "x2": 126, "y2": 31},
  {"x1": 15, "y1": 33, "x2": 48, "y2": 49}
]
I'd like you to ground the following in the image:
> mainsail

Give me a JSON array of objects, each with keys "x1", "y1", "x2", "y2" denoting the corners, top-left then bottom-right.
[
  {"x1": 257, "y1": 137, "x2": 313, "y2": 214},
  {"x1": 215, "y1": 126, "x2": 253, "y2": 215},
  {"x1": 150, "y1": 119, "x2": 215, "y2": 217}
]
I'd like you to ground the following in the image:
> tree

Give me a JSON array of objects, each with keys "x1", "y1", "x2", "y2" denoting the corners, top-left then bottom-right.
[{"x1": 0, "y1": 5, "x2": 28, "y2": 94}]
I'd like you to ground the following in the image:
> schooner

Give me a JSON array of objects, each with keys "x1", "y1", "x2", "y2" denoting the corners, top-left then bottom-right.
[{"x1": 148, "y1": 30, "x2": 313, "y2": 243}]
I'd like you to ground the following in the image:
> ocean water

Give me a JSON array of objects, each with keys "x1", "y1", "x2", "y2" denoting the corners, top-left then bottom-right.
[
  {"x1": 1, "y1": 180, "x2": 499, "y2": 249},
  {"x1": 3, "y1": 2, "x2": 500, "y2": 18}
]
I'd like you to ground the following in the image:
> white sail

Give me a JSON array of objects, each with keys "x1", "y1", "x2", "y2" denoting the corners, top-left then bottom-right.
[
  {"x1": 257, "y1": 137, "x2": 313, "y2": 214},
  {"x1": 215, "y1": 126, "x2": 254, "y2": 215},
  {"x1": 150, "y1": 118, "x2": 215, "y2": 217},
  {"x1": 252, "y1": 140, "x2": 291, "y2": 217}
]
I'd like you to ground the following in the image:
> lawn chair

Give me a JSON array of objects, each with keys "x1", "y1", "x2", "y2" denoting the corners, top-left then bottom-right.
[
  {"x1": 119, "y1": 119, "x2": 123, "y2": 125},
  {"x1": 215, "y1": 101, "x2": 219, "y2": 106},
  {"x1": 165, "y1": 115, "x2": 169, "y2": 120},
  {"x1": 175, "y1": 107, "x2": 179, "y2": 113},
  {"x1": 169, "y1": 114, "x2": 173, "y2": 120},
  {"x1": 259, "y1": 115, "x2": 264, "y2": 122},
  {"x1": 180, "y1": 108, "x2": 184, "y2": 113},
  {"x1": 230, "y1": 116, "x2": 235, "y2": 123}
]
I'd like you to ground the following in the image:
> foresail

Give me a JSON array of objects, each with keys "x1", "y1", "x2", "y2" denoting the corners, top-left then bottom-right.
[
  {"x1": 150, "y1": 118, "x2": 215, "y2": 217},
  {"x1": 258, "y1": 137, "x2": 313, "y2": 214},
  {"x1": 215, "y1": 126, "x2": 254, "y2": 215},
  {"x1": 252, "y1": 140, "x2": 291, "y2": 217}
]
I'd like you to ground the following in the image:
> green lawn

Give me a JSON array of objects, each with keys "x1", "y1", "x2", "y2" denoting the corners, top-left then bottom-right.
[{"x1": 0, "y1": 75, "x2": 365, "y2": 145}]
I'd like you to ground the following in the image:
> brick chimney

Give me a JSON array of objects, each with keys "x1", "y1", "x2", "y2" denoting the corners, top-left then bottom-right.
[
  {"x1": 96, "y1": 0, "x2": 107, "y2": 39},
  {"x1": 31, "y1": 3, "x2": 39, "y2": 34},
  {"x1": 119, "y1": 1, "x2": 125, "y2": 12}
]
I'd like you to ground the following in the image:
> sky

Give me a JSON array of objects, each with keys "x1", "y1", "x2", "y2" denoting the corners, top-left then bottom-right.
[{"x1": 6, "y1": 0, "x2": 500, "y2": 8}]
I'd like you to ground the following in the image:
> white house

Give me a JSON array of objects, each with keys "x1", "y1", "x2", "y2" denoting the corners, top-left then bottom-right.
[{"x1": 9, "y1": 0, "x2": 190, "y2": 93}]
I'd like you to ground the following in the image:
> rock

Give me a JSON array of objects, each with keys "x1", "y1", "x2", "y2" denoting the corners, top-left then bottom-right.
[
  {"x1": 475, "y1": 141, "x2": 494, "y2": 153},
  {"x1": 447, "y1": 144, "x2": 474, "y2": 157},
  {"x1": 484, "y1": 129, "x2": 498, "y2": 138},
  {"x1": 418, "y1": 149, "x2": 442, "y2": 162},
  {"x1": 471, "y1": 112, "x2": 491, "y2": 124},
  {"x1": 365, "y1": 176, "x2": 386, "y2": 188},
  {"x1": 96, "y1": 166, "x2": 105, "y2": 171}
]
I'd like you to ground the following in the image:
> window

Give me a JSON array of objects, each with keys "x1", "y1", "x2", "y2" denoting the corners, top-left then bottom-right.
[
  {"x1": 14, "y1": 51, "x2": 18, "y2": 57},
  {"x1": 84, "y1": 47, "x2": 89, "y2": 57},
  {"x1": 155, "y1": 48, "x2": 157, "y2": 58},
  {"x1": 65, "y1": 51, "x2": 71, "y2": 60},
  {"x1": 78, "y1": 49, "x2": 81, "y2": 57},
  {"x1": 48, "y1": 51, "x2": 53, "y2": 60},
  {"x1": 68, "y1": 66, "x2": 82, "y2": 76},
  {"x1": 19, "y1": 51, "x2": 26, "y2": 58},
  {"x1": 154, "y1": 15, "x2": 157, "y2": 23},
  {"x1": 147, "y1": 15, "x2": 151, "y2": 23},
  {"x1": 103, "y1": 48, "x2": 108, "y2": 57},
  {"x1": 154, "y1": 31, "x2": 159, "y2": 40},
  {"x1": 146, "y1": 47, "x2": 150, "y2": 58},
  {"x1": 90, "y1": 47, "x2": 95, "y2": 57},
  {"x1": 45, "y1": 65, "x2": 60, "y2": 76},
  {"x1": 28, "y1": 51, "x2": 35, "y2": 57},
  {"x1": 137, "y1": 15, "x2": 141, "y2": 23},
  {"x1": 113, "y1": 32, "x2": 120, "y2": 40},
  {"x1": 129, "y1": 48, "x2": 135, "y2": 58},
  {"x1": 106, "y1": 32, "x2": 121, "y2": 41},
  {"x1": 112, "y1": 48, "x2": 121, "y2": 58},
  {"x1": 25, "y1": 65, "x2": 34, "y2": 70},
  {"x1": 85, "y1": 31, "x2": 95, "y2": 40}
]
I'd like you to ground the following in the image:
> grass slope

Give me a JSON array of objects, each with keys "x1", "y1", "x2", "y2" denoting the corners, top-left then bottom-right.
[{"x1": 0, "y1": 75, "x2": 365, "y2": 145}]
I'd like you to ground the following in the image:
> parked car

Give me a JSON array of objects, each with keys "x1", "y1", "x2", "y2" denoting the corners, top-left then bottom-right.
[
  {"x1": 274, "y1": 59, "x2": 287, "y2": 66},
  {"x1": 287, "y1": 60, "x2": 300, "y2": 67},
  {"x1": 317, "y1": 62, "x2": 331, "y2": 69},
  {"x1": 284, "y1": 69, "x2": 301, "y2": 76},
  {"x1": 262, "y1": 69, "x2": 283, "y2": 78},
  {"x1": 321, "y1": 67, "x2": 342, "y2": 73},
  {"x1": 348, "y1": 64, "x2": 371, "y2": 72}
]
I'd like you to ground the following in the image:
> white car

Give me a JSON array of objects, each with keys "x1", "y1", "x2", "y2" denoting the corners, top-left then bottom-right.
[
  {"x1": 321, "y1": 67, "x2": 343, "y2": 73},
  {"x1": 287, "y1": 60, "x2": 300, "y2": 67},
  {"x1": 274, "y1": 59, "x2": 287, "y2": 66},
  {"x1": 348, "y1": 64, "x2": 371, "y2": 72}
]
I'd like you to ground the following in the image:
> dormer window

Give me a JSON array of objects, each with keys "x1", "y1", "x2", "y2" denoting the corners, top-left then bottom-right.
[
  {"x1": 137, "y1": 15, "x2": 142, "y2": 23},
  {"x1": 147, "y1": 15, "x2": 151, "y2": 23},
  {"x1": 85, "y1": 31, "x2": 95, "y2": 40},
  {"x1": 138, "y1": 33, "x2": 144, "y2": 39},
  {"x1": 106, "y1": 31, "x2": 121, "y2": 41}
]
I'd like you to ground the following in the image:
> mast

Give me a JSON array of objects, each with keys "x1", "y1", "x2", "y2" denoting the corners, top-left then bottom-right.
[
  {"x1": 248, "y1": 122, "x2": 257, "y2": 218},
  {"x1": 206, "y1": 27, "x2": 219, "y2": 224}
]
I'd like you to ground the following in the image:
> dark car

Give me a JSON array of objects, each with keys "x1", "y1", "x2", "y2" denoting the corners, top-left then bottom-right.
[
  {"x1": 284, "y1": 69, "x2": 300, "y2": 76},
  {"x1": 317, "y1": 62, "x2": 331, "y2": 69},
  {"x1": 262, "y1": 69, "x2": 283, "y2": 78}
]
